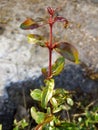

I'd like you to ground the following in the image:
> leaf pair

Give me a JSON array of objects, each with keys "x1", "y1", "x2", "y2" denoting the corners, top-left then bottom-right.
[
  {"x1": 20, "y1": 15, "x2": 68, "y2": 31},
  {"x1": 27, "y1": 33, "x2": 79, "y2": 64}
]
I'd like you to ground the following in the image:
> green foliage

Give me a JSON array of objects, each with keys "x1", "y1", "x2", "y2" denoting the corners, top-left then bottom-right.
[
  {"x1": 77, "y1": 106, "x2": 98, "y2": 129},
  {"x1": 13, "y1": 119, "x2": 28, "y2": 130}
]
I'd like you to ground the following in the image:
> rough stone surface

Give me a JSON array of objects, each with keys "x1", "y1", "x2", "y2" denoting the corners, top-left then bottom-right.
[{"x1": 0, "y1": 0, "x2": 98, "y2": 96}]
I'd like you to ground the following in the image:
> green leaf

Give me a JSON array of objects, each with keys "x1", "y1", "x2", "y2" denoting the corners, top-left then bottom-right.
[
  {"x1": 20, "y1": 18, "x2": 39, "y2": 30},
  {"x1": 13, "y1": 119, "x2": 28, "y2": 130},
  {"x1": 54, "y1": 88, "x2": 69, "y2": 96},
  {"x1": 41, "y1": 67, "x2": 48, "y2": 77},
  {"x1": 44, "y1": 78, "x2": 54, "y2": 88},
  {"x1": 50, "y1": 97, "x2": 58, "y2": 107},
  {"x1": 27, "y1": 34, "x2": 46, "y2": 47},
  {"x1": 41, "y1": 79, "x2": 54, "y2": 108},
  {"x1": 57, "y1": 122, "x2": 79, "y2": 130},
  {"x1": 13, "y1": 126, "x2": 19, "y2": 130},
  {"x1": 95, "y1": 113, "x2": 98, "y2": 121},
  {"x1": 66, "y1": 98, "x2": 74, "y2": 106},
  {"x1": 55, "y1": 42, "x2": 79, "y2": 64},
  {"x1": 53, "y1": 104, "x2": 70, "y2": 113},
  {"x1": 31, "y1": 107, "x2": 45, "y2": 124},
  {"x1": 30, "y1": 89, "x2": 42, "y2": 101},
  {"x1": 41, "y1": 57, "x2": 65, "y2": 78},
  {"x1": 21, "y1": 119, "x2": 28, "y2": 129},
  {"x1": 53, "y1": 105, "x2": 63, "y2": 113},
  {"x1": 52, "y1": 57, "x2": 65, "y2": 76}
]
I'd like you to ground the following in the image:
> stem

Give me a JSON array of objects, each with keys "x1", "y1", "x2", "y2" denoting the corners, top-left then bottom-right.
[
  {"x1": 48, "y1": 16, "x2": 53, "y2": 78},
  {"x1": 49, "y1": 48, "x2": 52, "y2": 78}
]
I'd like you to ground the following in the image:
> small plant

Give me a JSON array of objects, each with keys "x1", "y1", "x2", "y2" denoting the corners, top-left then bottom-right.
[{"x1": 19, "y1": 7, "x2": 79, "y2": 130}]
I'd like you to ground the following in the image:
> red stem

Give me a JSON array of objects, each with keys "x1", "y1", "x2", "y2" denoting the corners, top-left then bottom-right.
[{"x1": 48, "y1": 16, "x2": 53, "y2": 78}]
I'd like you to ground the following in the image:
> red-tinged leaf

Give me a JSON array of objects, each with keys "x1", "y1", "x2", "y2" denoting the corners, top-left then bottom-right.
[
  {"x1": 47, "y1": 7, "x2": 55, "y2": 16},
  {"x1": 28, "y1": 34, "x2": 46, "y2": 47},
  {"x1": 20, "y1": 18, "x2": 39, "y2": 30},
  {"x1": 54, "y1": 16, "x2": 68, "y2": 23},
  {"x1": 54, "y1": 16, "x2": 69, "y2": 28},
  {"x1": 55, "y1": 42, "x2": 79, "y2": 63},
  {"x1": 64, "y1": 21, "x2": 69, "y2": 28}
]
